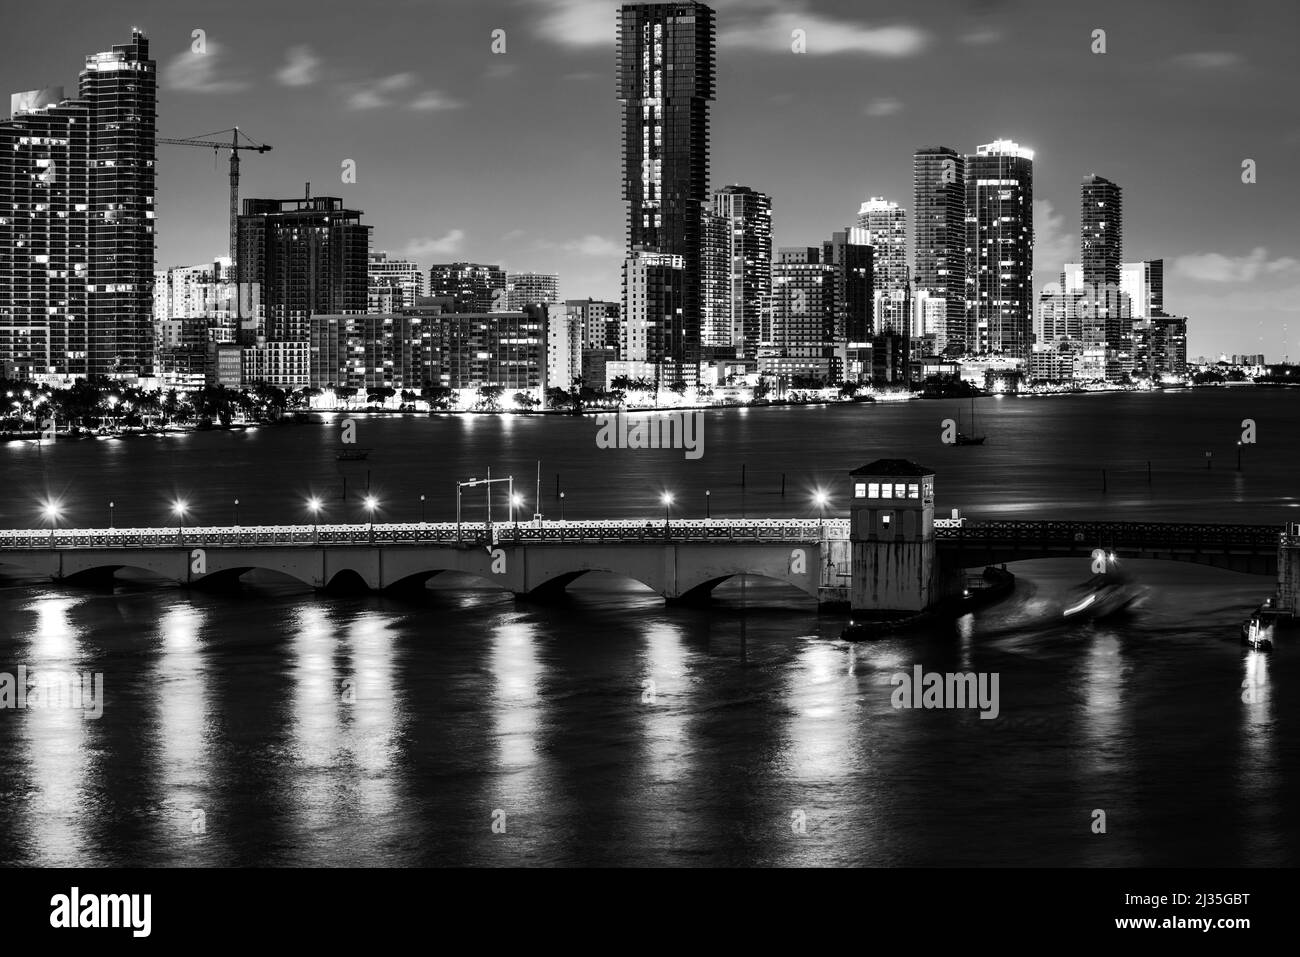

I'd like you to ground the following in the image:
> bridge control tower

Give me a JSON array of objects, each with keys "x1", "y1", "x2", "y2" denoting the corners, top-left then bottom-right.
[{"x1": 848, "y1": 459, "x2": 943, "y2": 616}]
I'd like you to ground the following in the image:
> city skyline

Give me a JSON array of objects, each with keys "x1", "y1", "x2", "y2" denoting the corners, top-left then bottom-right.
[{"x1": 2, "y1": 1, "x2": 1297, "y2": 361}]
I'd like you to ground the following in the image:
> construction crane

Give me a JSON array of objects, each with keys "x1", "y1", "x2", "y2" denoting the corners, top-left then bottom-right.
[{"x1": 157, "y1": 128, "x2": 272, "y2": 319}]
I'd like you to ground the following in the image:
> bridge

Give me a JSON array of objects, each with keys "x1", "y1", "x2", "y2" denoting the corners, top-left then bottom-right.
[{"x1": 0, "y1": 518, "x2": 1285, "y2": 607}]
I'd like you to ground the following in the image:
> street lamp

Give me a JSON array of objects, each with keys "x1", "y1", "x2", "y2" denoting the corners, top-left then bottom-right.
[
  {"x1": 511, "y1": 493, "x2": 523, "y2": 535},
  {"x1": 172, "y1": 499, "x2": 188, "y2": 544},
  {"x1": 42, "y1": 500, "x2": 62, "y2": 545},
  {"x1": 662, "y1": 492, "x2": 673, "y2": 529},
  {"x1": 420, "y1": 493, "x2": 426, "y2": 524},
  {"x1": 109, "y1": 500, "x2": 115, "y2": 529},
  {"x1": 813, "y1": 489, "x2": 829, "y2": 535},
  {"x1": 364, "y1": 495, "x2": 378, "y2": 543},
  {"x1": 559, "y1": 491, "x2": 565, "y2": 522},
  {"x1": 705, "y1": 489, "x2": 711, "y2": 520},
  {"x1": 234, "y1": 497, "x2": 240, "y2": 527},
  {"x1": 307, "y1": 496, "x2": 322, "y2": 541}
]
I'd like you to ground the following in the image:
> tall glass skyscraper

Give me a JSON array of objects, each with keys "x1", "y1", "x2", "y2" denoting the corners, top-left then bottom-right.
[
  {"x1": 712, "y1": 184, "x2": 771, "y2": 355},
  {"x1": 0, "y1": 30, "x2": 156, "y2": 379},
  {"x1": 912, "y1": 146, "x2": 967, "y2": 354},
  {"x1": 856, "y1": 197, "x2": 907, "y2": 335},
  {"x1": 1080, "y1": 174, "x2": 1122, "y2": 292},
  {"x1": 617, "y1": 1, "x2": 716, "y2": 367},
  {"x1": 965, "y1": 139, "x2": 1034, "y2": 359}
]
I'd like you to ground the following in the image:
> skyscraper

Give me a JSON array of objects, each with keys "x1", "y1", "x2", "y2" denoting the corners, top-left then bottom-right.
[
  {"x1": 713, "y1": 184, "x2": 772, "y2": 355},
  {"x1": 912, "y1": 147, "x2": 967, "y2": 355},
  {"x1": 965, "y1": 139, "x2": 1034, "y2": 359},
  {"x1": 617, "y1": 1, "x2": 716, "y2": 368},
  {"x1": 237, "y1": 192, "x2": 371, "y2": 342},
  {"x1": 1080, "y1": 174, "x2": 1122, "y2": 292},
  {"x1": 700, "y1": 208, "x2": 730, "y2": 348},
  {"x1": 856, "y1": 198, "x2": 907, "y2": 334},
  {"x1": 0, "y1": 30, "x2": 156, "y2": 379},
  {"x1": 427, "y1": 262, "x2": 507, "y2": 313}
]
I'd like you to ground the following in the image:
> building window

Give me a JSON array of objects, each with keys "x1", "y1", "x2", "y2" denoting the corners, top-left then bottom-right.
[
  {"x1": 908, "y1": 483, "x2": 919, "y2": 499},
  {"x1": 866, "y1": 483, "x2": 878, "y2": 498},
  {"x1": 881, "y1": 513, "x2": 892, "y2": 527}
]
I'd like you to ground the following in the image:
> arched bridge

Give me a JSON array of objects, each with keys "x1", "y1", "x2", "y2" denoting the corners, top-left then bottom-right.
[
  {"x1": 0, "y1": 520, "x2": 834, "y2": 603},
  {"x1": 0, "y1": 518, "x2": 1285, "y2": 607}
]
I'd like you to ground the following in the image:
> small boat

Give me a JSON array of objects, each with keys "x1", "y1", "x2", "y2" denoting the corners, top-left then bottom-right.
[
  {"x1": 953, "y1": 395, "x2": 986, "y2": 445},
  {"x1": 1242, "y1": 615, "x2": 1274, "y2": 651},
  {"x1": 1063, "y1": 568, "x2": 1141, "y2": 621}
]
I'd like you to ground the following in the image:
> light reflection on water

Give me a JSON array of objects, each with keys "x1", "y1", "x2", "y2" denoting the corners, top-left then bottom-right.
[{"x1": 0, "y1": 390, "x2": 1297, "y2": 866}]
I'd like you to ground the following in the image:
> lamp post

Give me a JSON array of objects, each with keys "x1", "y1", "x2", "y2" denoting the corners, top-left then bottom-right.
[
  {"x1": 420, "y1": 493, "x2": 426, "y2": 524},
  {"x1": 364, "y1": 495, "x2": 378, "y2": 544},
  {"x1": 172, "y1": 500, "x2": 188, "y2": 545},
  {"x1": 662, "y1": 492, "x2": 673, "y2": 531},
  {"x1": 308, "y1": 497, "x2": 322, "y2": 542},
  {"x1": 559, "y1": 491, "x2": 565, "y2": 522},
  {"x1": 43, "y1": 500, "x2": 61, "y2": 545},
  {"x1": 814, "y1": 489, "x2": 829, "y2": 536},
  {"x1": 511, "y1": 493, "x2": 523, "y2": 536},
  {"x1": 705, "y1": 489, "x2": 711, "y2": 520},
  {"x1": 109, "y1": 501, "x2": 115, "y2": 529},
  {"x1": 1237, "y1": 441, "x2": 1243, "y2": 472},
  {"x1": 234, "y1": 497, "x2": 240, "y2": 527}
]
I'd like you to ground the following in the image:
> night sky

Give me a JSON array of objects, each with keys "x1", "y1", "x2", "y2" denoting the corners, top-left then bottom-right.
[{"x1": 5, "y1": 0, "x2": 1298, "y2": 360}]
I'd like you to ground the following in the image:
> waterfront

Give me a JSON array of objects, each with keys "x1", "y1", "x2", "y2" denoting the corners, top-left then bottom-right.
[{"x1": 0, "y1": 389, "x2": 1297, "y2": 866}]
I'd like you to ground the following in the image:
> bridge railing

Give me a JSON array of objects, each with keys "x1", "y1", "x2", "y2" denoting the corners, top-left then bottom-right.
[
  {"x1": 0, "y1": 517, "x2": 841, "y2": 550},
  {"x1": 935, "y1": 520, "x2": 1282, "y2": 548}
]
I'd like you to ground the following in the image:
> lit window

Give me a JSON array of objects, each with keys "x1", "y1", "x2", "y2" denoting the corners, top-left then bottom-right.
[
  {"x1": 882, "y1": 513, "x2": 892, "y2": 526},
  {"x1": 866, "y1": 483, "x2": 878, "y2": 498},
  {"x1": 908, "y1": 483, "x2": 919, "y2": 499}
]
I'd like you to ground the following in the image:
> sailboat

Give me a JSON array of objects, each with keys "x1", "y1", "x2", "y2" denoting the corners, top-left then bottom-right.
[{"x1": 954, "y1": 395, "x2": 986, "y2": 446}]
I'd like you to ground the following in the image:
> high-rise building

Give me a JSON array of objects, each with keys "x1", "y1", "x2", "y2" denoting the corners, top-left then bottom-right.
[
  {"x1": 617, "y1": 1, "x2": 716, "y2": 366},
  {"x1": 1152, "y1": 315, "x2": 1188, "y2": 377},
  {"x1": 427, "y1": 262, "x2": 507, "y2": 313},
  {"x1": 822, "y1": 228, "x2": 874, "y2": 344},
  {"x1": 506, "y1": 272, "x2": 559, "y2": 310},
  {"x1": 621, "y1": 250, "x2": 684, "y2": 370},
  {"x1": 965, "y1": 139, "x2": 1034, "y2": 359},
  {"x1": 700, "y1": 209, "x2": 731, "y2": 348},
  {"x1": 856, "y1": 198, "x2": 907, "y2": 334},
  {"x1": 1120, "y1": 259, "x2": 1163, "y2": 320},
  {"x1": 770, "y1": 247, "x2": 836, "y2": 355},
  {"x1": 567, "y1": 299, "x2": 621, "y2": 352},
  {"x1": 912, "y1": 147, "x2": 967, "y2": 355},
  {"x1": 0, "y1": 31, "x2": 156, "y2": 380},
  {"x1": 1080, "y1": 174, "x2": 1122, "y2": 291},
  {"x1": 368, "y1": 252, "x2": 424, "y2": 313},
  {"x1": 238, "y1": 193, "x2": 370, "y2": 342},
  {"x1": 713, "y1": 184, "x2": 772, "y2": 355}
]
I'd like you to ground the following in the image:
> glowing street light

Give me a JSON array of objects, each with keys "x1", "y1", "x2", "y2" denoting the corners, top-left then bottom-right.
[
  {"x1": 364, "y1": 495, "x2": 379, "y2": 542},
  {"x1": 813, "y1": 489, "x2": 830, "y2": 535},
  {"x1": 662, "y1": 491, "x2": 674, "y2": 528},
  {"x1": 705, "y1": 489, "x2": 711, "y2": 520},
  {"x1": 108, "y1": 500, "x2": 115, "y2": 529},
  {"x1": 420, "y1": 493, "x2": 426, "y2": 524},
  {"x1": 172, "y1": 499, "x2": 188, "y2": 543},
  {"x1": 307, "y1": 496, "x2": 322, "y2": 540},
  {"x1": 42, "y1": 499, "x2": 63, "y2": 544},
  {"x1": 559, "y1": 490, "x2": 566, "y2": 522},
  {"x1": 234, "y1": 497, "x2": 241, "y2": 527},
  {"x1": 511, "y1": 493, "x2": 523, "y2": 533}
]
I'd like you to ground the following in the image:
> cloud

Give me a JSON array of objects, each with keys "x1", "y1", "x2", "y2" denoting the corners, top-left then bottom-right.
[
  {"x1": 500, "y1": 229, "x2": 528, "y2": 242},
  {"x1": 722, "y1": 12, "x2": 929, "y2": 57},
  {"x1": 524, "y1": 0, "x2": 927, "y2": 57},
  {"x1": 344, "y1": 73, "x2": 416, "y2": 110},
  {"x1": 525, "y1": 0, "x2": 619, "y2": 48},
  {"x1": 960, "y1": 28, "x2": 1003, "y2": 45},
  {"x1": 408, "y1": 90, "x2": 464, "y2": 112},
  {"x1": 403, "y1": 230, "x2": 466, "y2": 260},
  {"x1": 538, "y1": 234, "x2": 621, "y2": 257},
  {"x1": 277, "y1": 45, "x2": 321, "y2": 87},
  {"x1": 163, "y1": 43, "x2": 251, "y2": 94},
  {"x1": 1032, "y1": 200, "x2": 1074, "y2": 281},
  {"x1": 863, "y1": 97, "x2": 903, "y2": 117},
  {"x1": 1172, "y1": 51, "x2": 1242, "y2": 70},
  {"x1": 1173, "y1": 248, "x2": 1299, "y2": 283},
  {"x1": 484, "y1": 61, "x2": 518, "y2": 80}
]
